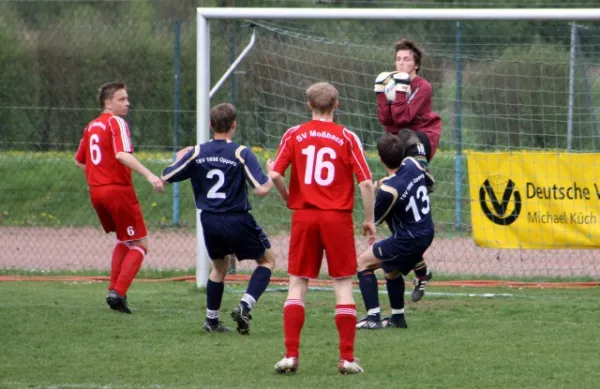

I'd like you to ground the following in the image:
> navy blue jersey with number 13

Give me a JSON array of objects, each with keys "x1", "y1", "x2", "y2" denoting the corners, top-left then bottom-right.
[{"x1": 374, "y1": 157, "x2": 434, "y2": 240}]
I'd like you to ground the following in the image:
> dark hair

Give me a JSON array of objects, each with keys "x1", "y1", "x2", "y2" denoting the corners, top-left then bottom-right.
[
  {"x1": 210, "y1": 103, "x2": 236, "y2": 133},
  {"x1": 394, "y1": 39, "x2": 423, "y2": 74},
  {"x1": 97, "y1": 82, "x2": 126, "y2": 109},
  {"x1": 377, "y1": 133, "x2": 405, "y2": 169}
]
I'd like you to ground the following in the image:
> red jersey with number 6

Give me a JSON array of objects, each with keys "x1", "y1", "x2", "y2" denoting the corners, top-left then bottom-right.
[
  {"x1": 272, "y1": 120, "x2": 372, "y2": 211},
  {"x1": 75, "y1": 112, "x2": 134, "y2": 187}
]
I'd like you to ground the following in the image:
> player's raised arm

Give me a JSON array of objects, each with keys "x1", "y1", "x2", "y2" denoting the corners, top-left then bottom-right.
[
  {"x1": 161, "y1": 145, "x2": 200, "y2": 184},
  {"x1": 237, "y1": 146, "x2": 273, "y2": 197},
  {"x1": 374, "y1": 71, "x2": 396, "y2": 127},
  {"x1": 389, "y1": 80, "x2": 431, "y2": 127}
]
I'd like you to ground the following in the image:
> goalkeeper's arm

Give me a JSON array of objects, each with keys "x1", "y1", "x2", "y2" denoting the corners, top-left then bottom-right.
[
  {"x1": 390, "y1": 79, "x2": 431, "y2": 127},
  {"x1": 374, "y1": 72, "x2": 396, "y2": 126}
]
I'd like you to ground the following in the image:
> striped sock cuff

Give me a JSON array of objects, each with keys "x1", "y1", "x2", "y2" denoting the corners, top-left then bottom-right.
[
  {"x1": 335, "y1": 304, "x2": 356, "y2": 317},
  {"x1": 284, "y1": 299, "x2": 304, "y2": 308},
  {"x1": 131, "y1": 246, "x2": 147, "y2": 256}
]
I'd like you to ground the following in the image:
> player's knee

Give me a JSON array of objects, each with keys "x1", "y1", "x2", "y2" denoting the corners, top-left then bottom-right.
[
  {"x1": 130, "y1": 239, "x2": 148, "y2": 254},
  {"x1": 357, "y1": 253, "x2": 377, "y2": 272},
  {"x1": 210, "y1": 258, "x2": 229, "y2": 282},
  {"x1": 287, "y1": 276, "x2": 309, "y2": 301},
  {"x1": 356, "y1": 254, "x2": 369, "y2": 271},
  {"x1": 332, "y1": 277, "x2": 355, "y2": 304},
  {"x1": 256, "y1": 249, "x2": 275, "y2": 270},
  {"x1": 384, "y1": 270, "x2": 402, "y2": 280}
]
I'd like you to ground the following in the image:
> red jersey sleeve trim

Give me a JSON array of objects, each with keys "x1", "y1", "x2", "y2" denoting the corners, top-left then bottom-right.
[
  {"x1": 342, "y1": 128, "x2": 372, "y2": 182},
  {"x1": 110, "y1": 116, "x2": 133, "y2": 154},
  {"x1": 272, "y1": 125, "x2": 300, "y2": 175}
]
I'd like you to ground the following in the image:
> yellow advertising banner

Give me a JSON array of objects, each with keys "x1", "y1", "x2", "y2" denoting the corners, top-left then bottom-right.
[{"x1": 467, "y1": 151, "x2": 600, "y2": 249}]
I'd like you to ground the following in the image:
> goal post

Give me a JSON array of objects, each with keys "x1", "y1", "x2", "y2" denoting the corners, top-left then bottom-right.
[{"x1": 196, "y1": 7, "x2": 600, "y2": 287}]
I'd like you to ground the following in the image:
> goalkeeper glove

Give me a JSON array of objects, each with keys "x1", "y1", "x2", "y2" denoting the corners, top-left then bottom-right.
[
  {"x1": 392, "y1": 72, "x2": 411, "y2": 97},
  {"x1": 374, "y1": 71, "x2": 397, "y2": 93}
]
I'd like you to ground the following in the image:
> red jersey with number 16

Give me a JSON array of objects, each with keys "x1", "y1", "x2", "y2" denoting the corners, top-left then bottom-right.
[
  {"x1": 272, "y1": 120, "x2": 372, "y2": 211},
  {"x1": 75, "y1": 112, "x2": 134, "y2": 187}
]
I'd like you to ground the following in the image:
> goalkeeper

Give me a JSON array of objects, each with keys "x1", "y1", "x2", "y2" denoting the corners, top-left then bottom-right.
[
  {"x1": 374, "y1": 38, "x2": 441, "y2": 192},
  {"x1": 372, "y1": 39, "x2": 438, "y2": 302}
]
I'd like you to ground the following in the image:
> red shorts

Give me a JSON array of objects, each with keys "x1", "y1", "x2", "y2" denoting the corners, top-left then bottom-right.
[
  {"x1": 288, "y1": 209, "x2": 356, "y2": 279},
  {"x1": 89, "y1": 185, "x2": 147, "y2": 242}
]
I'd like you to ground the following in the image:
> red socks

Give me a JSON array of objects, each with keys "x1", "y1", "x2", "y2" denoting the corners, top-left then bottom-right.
[
  {"x1": 109, "y1": 242, "x2": 130, "y2": 291},
  {"x1": 283, "y1": 299, "x2": 305, "y2": 358},
  {"x1": 114, "y1": 246, "x2": 145, "y2": 297},
  {"x1": 335, "y1": 304, "x2": 357, "y2": 362},
  {"x1": 283, "y1": 300, "x2": 357, "y2": 362}
]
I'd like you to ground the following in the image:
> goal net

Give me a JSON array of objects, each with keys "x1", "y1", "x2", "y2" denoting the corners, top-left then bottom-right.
[{"x1": 200, "y1": 8, "x2": 600, "y2": 283}]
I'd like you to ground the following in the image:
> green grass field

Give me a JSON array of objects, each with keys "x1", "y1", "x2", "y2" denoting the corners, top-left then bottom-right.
[
  {"x1": 0, "y1": 150, "x2": 470, "y2": 236},
  {"x1": 1, "y1": 281, "x2": 599, "y2": 389}
]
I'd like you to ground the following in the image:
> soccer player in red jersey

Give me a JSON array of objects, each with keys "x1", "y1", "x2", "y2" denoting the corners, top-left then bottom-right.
[
  {"x1": 267, "y1": 82, "x2": 375, "y2": 375},
  {"x1": 74, "y1": 82, "x2": 164, "y2": 314}
]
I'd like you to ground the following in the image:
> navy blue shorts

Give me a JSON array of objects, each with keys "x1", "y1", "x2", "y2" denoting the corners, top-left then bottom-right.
[
  {"x1": 372, "y1": 233, "x2": 434, "y2": 275},
  {"x1": 200, "y1": 211, "x2": 271, "y2": 261}
]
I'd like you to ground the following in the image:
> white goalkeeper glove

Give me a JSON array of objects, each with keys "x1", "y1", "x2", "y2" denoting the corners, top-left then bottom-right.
[
  {"x1": 392, "y1": 72, "x2": 411, "y2": 97},
  {"x1": 374, "y1": 71, "x2": 397, "y2": 93}
]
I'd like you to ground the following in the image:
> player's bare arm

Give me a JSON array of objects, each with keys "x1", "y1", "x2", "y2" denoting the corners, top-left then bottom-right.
[
  {"x1": 254, "y1": 178, "x2": 274, "y2": 197},
  {"x1": 267, "y1": 170, "x2": 289, "y2": 203},
  {"x1": 266, "y1": 158, "x2": 289, "y2": 203},
  {"x1": 115, "y1": 152, "x2": 164, "y2": 192},
  {"x1": 358, "y1": 179, "x2": 376, "y2": 243}
]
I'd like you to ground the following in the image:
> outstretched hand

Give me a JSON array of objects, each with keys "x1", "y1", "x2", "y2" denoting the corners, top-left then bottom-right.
[
  {"x1": 147, "y1": 173, "x2": 164, "y2": 192},
  {"x1": 266, "y1": 158, "x2": 275, "y2": 173}
]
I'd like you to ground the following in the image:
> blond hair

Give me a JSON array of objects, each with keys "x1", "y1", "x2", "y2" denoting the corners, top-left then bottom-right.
[{"x1": 306, "y1": 82, "x2": 338, "y2": 114}]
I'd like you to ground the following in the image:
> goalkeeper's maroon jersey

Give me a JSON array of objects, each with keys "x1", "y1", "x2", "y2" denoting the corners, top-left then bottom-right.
[
  {"x1": 74, "y1": 113, "x2": 134, "y2": 187},
  {"x1": 272, "y1": 120, "x2": 371, "y2": 212},
  {"x1": 376, "y1": 75, "x2": 442, "y2": 159}
]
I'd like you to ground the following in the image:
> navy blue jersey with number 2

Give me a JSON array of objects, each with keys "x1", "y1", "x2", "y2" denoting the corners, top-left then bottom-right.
[{"x1": 161, "y1": 139, "x2": 269, "y2": 213}]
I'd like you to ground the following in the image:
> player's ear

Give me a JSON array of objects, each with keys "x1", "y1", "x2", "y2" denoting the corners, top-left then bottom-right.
[
  {"x1": 333, "y1": 99, "x2": 339, "y2": 110},
  {"x1": 231, "y1": 120, "x2": 237, "y2": 131},
  {"x1": 307, "y1": 101, "x2": 313, "y2": 111}
]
